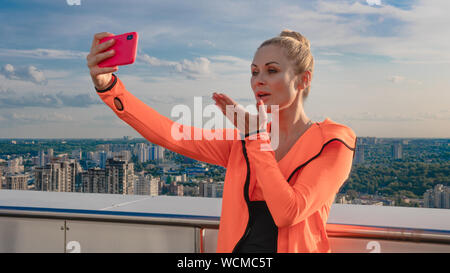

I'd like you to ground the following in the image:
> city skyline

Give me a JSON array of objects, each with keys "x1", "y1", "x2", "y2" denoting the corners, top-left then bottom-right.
[
  {"x1": 1, "y1": 136, "x2": 448, "y2": 208},
  {"x1": 1, "y1": 0, "x2": 449, "y2": 138}
]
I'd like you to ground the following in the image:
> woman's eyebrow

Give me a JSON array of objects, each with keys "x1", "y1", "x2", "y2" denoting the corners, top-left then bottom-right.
[{"x1": 251, "y1": 61, "x2": 280, "y2": 67}]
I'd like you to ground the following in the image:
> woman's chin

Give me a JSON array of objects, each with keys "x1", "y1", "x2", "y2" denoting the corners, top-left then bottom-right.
[{"x1": 256, "y1": 102, "x2": 275, "y2": 114}]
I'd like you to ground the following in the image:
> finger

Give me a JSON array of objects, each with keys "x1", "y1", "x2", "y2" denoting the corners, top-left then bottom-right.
[
  {"x1": 219, "y1": 93, "x2": 236, "y2": 106},
  {"x1": 88, "y1": 49, "x2": 115, "y2": 67},
  {"x1": 216, "y1": 95, "x2": 228, "y2": 110},
  {"x1": 93, "y1": 38, "x2": 115, "y2": 55},
  {"x1": 212, "y1": 93, "x2": 221, "y2": 104},
  {"x1": 91, "y1": 66, "x2": 119, "y2": 77},
  {"x1": 90, "y1": 32, "x2": 115, "y2": 52},
  {"x1": 257, "y1": 102, "x2": 268, "y2": 129},
  {"x1": 214, "y1": 97, "x2": 226, "y2": 114}
]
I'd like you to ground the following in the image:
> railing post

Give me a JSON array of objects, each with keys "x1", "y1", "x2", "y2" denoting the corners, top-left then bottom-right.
[{"x1": 194, "y1": 227, "x2": 204, "y2": 253}]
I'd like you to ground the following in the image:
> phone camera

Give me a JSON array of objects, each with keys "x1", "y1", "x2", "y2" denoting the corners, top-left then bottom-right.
[{"x1": 127, "y1": 34, "x2": 133, "y2": 40}]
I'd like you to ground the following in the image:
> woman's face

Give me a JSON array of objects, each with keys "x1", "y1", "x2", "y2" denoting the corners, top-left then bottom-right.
[{"x1": 251, "y1": 44, "x2": 302, "y2": 113}]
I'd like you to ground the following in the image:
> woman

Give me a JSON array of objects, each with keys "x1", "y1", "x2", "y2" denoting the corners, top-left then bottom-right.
[{"x1": 86, "y1": 30, "x2": 356, "y2": 253}]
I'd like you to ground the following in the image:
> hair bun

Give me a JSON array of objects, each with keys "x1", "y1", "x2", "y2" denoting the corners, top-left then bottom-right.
[{"x1": 280, "y1": 29, "x2": 310, "y2": 50}]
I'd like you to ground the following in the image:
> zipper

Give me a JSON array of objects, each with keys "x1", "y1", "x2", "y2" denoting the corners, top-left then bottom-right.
[{"x1": 232, "y1": 140, "x2": 253, "y2": 253}]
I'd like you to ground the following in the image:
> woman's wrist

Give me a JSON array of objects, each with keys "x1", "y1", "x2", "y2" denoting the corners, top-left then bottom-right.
[
  {"x1": 241, "y1": 128, "x2": 269, "y2": 141},
  {"x1": 95, "y1": 74, "x2": 117, "y2": 93}
]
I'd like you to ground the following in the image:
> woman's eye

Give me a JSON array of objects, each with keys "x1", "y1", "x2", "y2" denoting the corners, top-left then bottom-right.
[
  {"x1": 251, "y1": 71, "x2": 258, "y2": 76},
  {"x1": 268, "y1": 68, "x2": 277, "y2": 73}
]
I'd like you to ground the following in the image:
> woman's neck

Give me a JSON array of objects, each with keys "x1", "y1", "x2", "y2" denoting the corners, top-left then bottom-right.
[{"x1": 276, "y1": 104, "x2": 311, "y2": 139}]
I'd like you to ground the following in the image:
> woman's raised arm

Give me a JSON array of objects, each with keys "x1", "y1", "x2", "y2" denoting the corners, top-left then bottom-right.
[
  {"x1": 96, "y1": 76, "x2": 235, "y2": 167},
  {"x1": 87, "y1": 32, "x2": 235, "y2": 167}
]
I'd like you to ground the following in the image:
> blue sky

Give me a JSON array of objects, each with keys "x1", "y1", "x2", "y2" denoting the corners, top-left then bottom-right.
[{"x1": 0, "y1": 0, "x2": 449, "y2": 138}]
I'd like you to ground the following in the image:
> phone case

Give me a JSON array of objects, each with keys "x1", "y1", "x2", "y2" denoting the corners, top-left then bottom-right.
[{"x1": 98, "y1": 32, "x2": 138, "y2": 67}]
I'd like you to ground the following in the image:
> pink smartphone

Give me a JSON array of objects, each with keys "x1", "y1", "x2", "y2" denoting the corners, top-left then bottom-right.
[{"x1": 98, "y1": 32, "x2": 138, "y2": 67}]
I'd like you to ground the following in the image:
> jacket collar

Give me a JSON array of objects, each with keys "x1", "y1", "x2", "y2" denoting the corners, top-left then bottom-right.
[{"x1": 266, "y1": 118, "x2": 356, "y2": 181}]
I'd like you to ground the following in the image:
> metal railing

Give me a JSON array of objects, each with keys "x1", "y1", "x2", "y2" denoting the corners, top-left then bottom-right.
[{"x1": 1, "y1": 204, "x2": 449, "y2": 253}]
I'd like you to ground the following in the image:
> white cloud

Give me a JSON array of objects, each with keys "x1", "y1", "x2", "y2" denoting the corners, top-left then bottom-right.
[
  {"x1": 137, "y1": 54, "x2": 252, "y2": 80},
  {"x1": 137, "y1": 54, "x2": 211, "y2": 79},
  {"x1": 0, "y1": 48, "x2": 88, "y2": 59},
  {"x1": 339, "y1": 110, "x2": 450, "y2": 122},
  {"x1": 276, "y1": 0, "x2": 450, "y2": 64},
  {"x1": 388, "y1": 75, "x2": 422, "y2": 85},
  {"x1": 389, "y1": 75, "x2": 405, "y2": 84},
  {"x1": 187, "y1": 40, "x2": 216, "y2": 48},
  {"x1": 0, "y1": 88, "x2": 101, "y2": 108},
  {"x1": 209, "y1": 55, "x2": 250, "y2": 74},
  {"x1": 0, "y1": 64, "x2": 47, "y2": 85},
  {"x1": 1, "y1": 111, "x2": 73, "y2": 124},
  {"x1": 366, "y1": 0, "x2": 382, "y2": 6}
]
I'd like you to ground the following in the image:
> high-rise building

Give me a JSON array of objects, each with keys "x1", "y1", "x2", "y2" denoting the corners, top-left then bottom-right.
[
  {"x1": 134, "y1": 171, "x2": 159, "y2": 196},
  {"x1": 47, "y1": 148, "x2": 54, "y2": 160},
  {"x1": 34, "y1": 159, "x2": 81, "y2": 192},
  {"x1": 0, "y1": 167, "x2": 3, "y2": 189},
  {"x1": 392, "y1": 143, "x2": 403, "y2": 160},
  {"x1": 105, "y1": 158, "x2": 134, "y2": 195},
  {"x1": 169, "y1": 181, "x2": 183, "y2": 196},
  {"x1": 39, "y1": 150, "x2": 46, "y2": 167},
  {"x1": 445, "y1": 187, "x2": 450, "y2": 209},
  {"x1": 134, "y1": 171, "x2": 149, "y2": 195},
  {"x1": 174, "y1": 174, "x2": 187, "y2": 182},
  {"x1": 199, "y1": 181, "x2": 224, "y2": 198},
  {"x1": 424, "y1": 189, "x2": 433, "y2": 208},
  {"x1": 72, "y1": 149, "x2": 82, "y2": 161},
  {"x1": 81, "y1": 168, "x2": 107, "y2": 194},
  {"x1": 149, "y1": 144, "x2": 165, "y2": 162},
  {"x1": 115, "y1": 150, "x2": 132, "y2": 162},
  {"x1": 150, "y1": 178, "x2": 159, "y2": 196},
  {"x1": 96, "y1": 144, "x2": 110, "y2": 152},
  {"x1": 424, "y1": 184, "x2": 450, "y2": 209},
  {"x1": 136, "y1": 143, "x2": 149, "y2": 163},
  {"x1": 5, "y1": 174, "x2": 29, "y2": 190},
  {"x1": 354, "y1": 145, "x2": 365, "y2": 164},
  {"x1": 7, "y1": 157, "x2": 24, "y2": 174},
  {"x1": 99, "y1": 151, "x2": 107, "y2": 169},
  {"x1": 31, "y1": 156, "x2": 40, "y2": 166}
]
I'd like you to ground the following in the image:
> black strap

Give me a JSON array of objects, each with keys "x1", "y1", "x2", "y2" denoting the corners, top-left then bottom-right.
[
  {"x1": 95, "y1": 73, "x2": 117, "y2": 93},
  {"x1": 241, "y1": 128, "x2": 267, "y2": 140}
]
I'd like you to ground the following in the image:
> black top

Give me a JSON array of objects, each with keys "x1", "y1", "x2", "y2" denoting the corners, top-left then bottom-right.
[{"x1": 233, "y1": 201, "x2": 278, "y2": 253}]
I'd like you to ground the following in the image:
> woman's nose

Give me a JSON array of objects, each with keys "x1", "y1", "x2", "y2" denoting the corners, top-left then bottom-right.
[{"x1": 255, "y1": 74, "x2": 266, "y2": 86}]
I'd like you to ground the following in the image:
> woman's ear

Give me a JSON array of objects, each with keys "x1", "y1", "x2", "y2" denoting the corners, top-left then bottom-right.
[
  {"x1": 301, "y1": 71, "x2": 312, "y2": 90},
  {"x1": 295, "y1": 71, "x2": 312, "y2": 91}
]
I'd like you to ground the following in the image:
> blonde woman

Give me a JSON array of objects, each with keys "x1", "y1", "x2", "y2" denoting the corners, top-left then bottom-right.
[{"x1": 87, "y1": 30, "x2": 356, "y2": 253}]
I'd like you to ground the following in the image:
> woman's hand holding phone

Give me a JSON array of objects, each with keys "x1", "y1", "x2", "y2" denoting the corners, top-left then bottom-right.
[{"x1": 86, "y1": 32, "x2": 119, "y2": 90}]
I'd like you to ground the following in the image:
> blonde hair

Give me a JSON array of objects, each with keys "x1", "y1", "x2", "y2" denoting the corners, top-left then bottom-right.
[{"x1": 258, "y1": 29, "x2": 314, "y2": 101}]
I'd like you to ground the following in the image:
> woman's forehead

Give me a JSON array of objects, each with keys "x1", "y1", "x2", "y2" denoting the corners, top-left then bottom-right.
[{"x1": 252, "y1": 45, "x2": 288, "y2": 66}]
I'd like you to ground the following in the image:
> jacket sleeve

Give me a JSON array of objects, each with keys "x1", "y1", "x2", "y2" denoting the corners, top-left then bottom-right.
[
  {"x1": 95, "y1": 75, "x2": 236, "y2": 168},
  {"x1": 244, "y1": 132, "x2": 354, "y2": 228}
]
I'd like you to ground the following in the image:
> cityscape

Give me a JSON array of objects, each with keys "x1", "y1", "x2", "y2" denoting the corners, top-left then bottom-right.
[{"x1": 0, "y1": 136, "x2": 449, "y2": 209}]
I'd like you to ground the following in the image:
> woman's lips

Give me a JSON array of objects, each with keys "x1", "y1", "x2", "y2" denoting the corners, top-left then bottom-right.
[
  {"x1": 257, "y1": 94, "x2": 270, "y2": 101},
  {"x1": 255, "y1": 91, "x2": 271, "y2": 102}
]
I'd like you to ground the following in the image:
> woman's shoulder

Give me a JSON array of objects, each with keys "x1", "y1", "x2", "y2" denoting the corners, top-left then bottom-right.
[{"x1": 316, "y1": 117, "x2": 356, "y2": 147}]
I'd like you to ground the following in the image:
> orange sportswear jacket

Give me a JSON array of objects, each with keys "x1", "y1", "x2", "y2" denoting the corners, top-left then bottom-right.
[{"x1": 96, "y1": 74, "x2": 357, "y2": 253}]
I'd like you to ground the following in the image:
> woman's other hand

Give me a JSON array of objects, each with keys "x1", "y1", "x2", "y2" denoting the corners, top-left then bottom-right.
[
  {"x1": 212, "y1": 92, "x2": 268, "y2": 136},
  {"x1": 86, "y1": 32, "x2": 119, "y2": 90}
]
